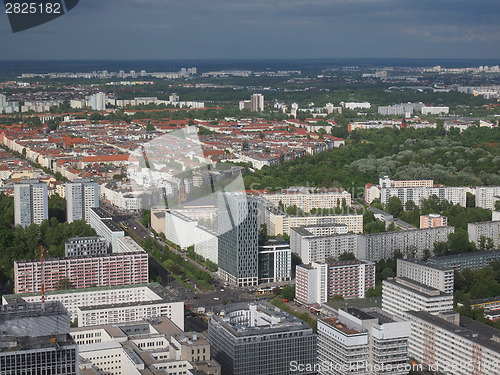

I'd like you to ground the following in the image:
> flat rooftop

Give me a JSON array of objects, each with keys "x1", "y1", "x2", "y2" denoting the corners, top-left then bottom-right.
[
  {"x1": 321, "y1": 317, "x2": 362, "y2": 335},
  {"x1": 3, "y1": 283, "x2": 165, "y2": 303},
  {"x1": 398, "y1": 258, "x2": 454, "y2": 272},
  {"x1": 211, "y1": 302, "x2": 311, "y2": 337},
  {"x1": 406, "y1": 310, "x2": 500, "y2": 354}
]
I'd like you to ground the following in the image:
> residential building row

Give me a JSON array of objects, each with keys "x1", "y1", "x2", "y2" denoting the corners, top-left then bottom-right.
[
  {"x1": 2, "y1": 283, "x2": 184, "y2": 330},
  {"x1": 14, "y1": 250, "x2": 148, "y2": 294},
  {"x1": 291, "y1": 223, "x2": 454, "y2": 262}
]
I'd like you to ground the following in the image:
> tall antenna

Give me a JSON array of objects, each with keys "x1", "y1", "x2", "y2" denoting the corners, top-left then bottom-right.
[{"x1": 41, "y1": 245, "x2": 45, "y2": 304}]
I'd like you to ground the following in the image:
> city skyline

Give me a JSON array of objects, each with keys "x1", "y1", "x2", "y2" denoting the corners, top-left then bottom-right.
[{"x1": 0, "y1": 0, "x2": 499, "y2": 60}]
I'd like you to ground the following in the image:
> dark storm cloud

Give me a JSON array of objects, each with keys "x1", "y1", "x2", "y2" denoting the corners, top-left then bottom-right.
[{"x1": 0, "y1": 0, "x2": 499, "y2": 59}]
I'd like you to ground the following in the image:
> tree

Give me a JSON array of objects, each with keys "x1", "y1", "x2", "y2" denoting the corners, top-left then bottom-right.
[
  {"x1": 386, "y1": 196, "x2": 403, "y2": 217},
  {"x1": 54, "y1": 278, "x2": 73, "y2": 291},
  {"x1": 330, "y1": 294, "x2": 344, "y2": 301},
  {"x1": 495, "y1": 201, "x2": 500, "y2": 211},
  {"x1": 281, "y1": 285, "x2": 295, "y2": 300},
  {"x1": 338, "y1": 252, "x2": 356, "y2": 261}
]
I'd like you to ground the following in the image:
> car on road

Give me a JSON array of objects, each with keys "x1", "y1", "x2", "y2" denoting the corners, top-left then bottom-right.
[{"x1": 213, "y1": 297, "x2": 219, "y2": 300}]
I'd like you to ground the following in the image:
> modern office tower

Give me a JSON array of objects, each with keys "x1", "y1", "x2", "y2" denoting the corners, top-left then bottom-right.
[
  {"x1": 88, "y1": 92, "x2": 106, "y2": 110},
  {"x1": 380, "y1": 186, "x2": 467, "y2": 208},
  {"x1": 382, "y1": 277, "x2": 454, "y2": 319},
  {"x1": 4, "y1": 283, "x2": 184, "y2": 330},
  {"x1": 406, "y1": 310, "x2": 500, "y2": 375},
  {"x1": 88, "y1": 207, "x2": 124, "y2": 251},
  {"x1": 71, "y1": 318, "x2": 219, "y2": 375},
  {"x1": 468, "y1": 220, "x2": 500, "y2": 249},
  {"x1": 397, "y1": 258, "x2": 454, "y2": 294},
  {"x1": 250, "y1": 93, "x2": 264, "y2": 112},
  {"x1": 429, "y1": 250, "x2": 500, "y2": 270},
  {"x1": 476, "y1": 186, "x2": 500, "y2": 210},
  {"x1": 0, "y1": 301, "x2": 78, "y2": 375},
  {"x1": 290, "y1": 225, "x2": 356, "y2": 264},
  {"x1": 14, "y1": 179, "x2": 48, "y2": 227},
  {"x1": 357, "y1": 226, "x2": 454, "y2": 261},
  {"x1": 261, "y1": 189, "x2": 352, "y2": 212},
  {"x1": 317, "y1": 308, "x2": 411, "y2": 375},
  {"x1": 296, "y1": 260, "x2": 375, "y2": 305},
  {"x1": 257, "y1": 237, "x2": 291, "y2": 284},
  {"x1": 14, "y1": 251, "x2": 148, "y2": 294},
  {"x1": 208, "y1": 302, "x2": 317, "y2": 375},
  {"x1": 66, "y1": 179, "x2": 99, "y2": 223},
  {"x1": 420, "y1": 213, "x2": 447, "y2": 228},
  {"x1": 217, "y1": 193, "x2": 259, "y2": 287},
  {"x1": 64, "y1": 236, "x2": 108, "y2": 257}
]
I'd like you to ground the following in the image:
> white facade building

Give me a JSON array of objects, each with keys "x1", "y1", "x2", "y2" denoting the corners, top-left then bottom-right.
[
  {"x1": 357, "y1": 226, "x2": 455, "y2": 261},
  {"x1": 318, "y1": 308, "x2": 411, "y2": 375},
  {"x1": 380, "y1": 186, "x2": 467, "y2": 208},
  {"x1": 3, "y1": 283, "x2": 183, "y2": 330},
  {"x1": 14, "y1": 180, "x2": 48, "y2": 227},
  {"x1": 397, "y1": 258, "x2": 454, "y2": 294},
  {"x1": 291, "y1": 226, "x2": 357, "y2": 264},
  {"x1": 406, "y1": 310, "x2": 500, "y2": 375},
  {"x1": 262, "y1": 190, "x2": 351, "y2": 212},
  {"x1": 468, "y1": 220, "x2": 500, "y2": 249},
  {"x1": 421, "y1": 106, "x2": 449, "y2": 115},
  {"x1": 66, "y1": 179, "x2": 99, "y2": 223},
  {"x1": 88, "y1": 207, "x2": 125, "y2": 251},
  {"x1": 382, "y1": 277, "x2": 454, "y2": 319},
  {"x1": 475, "y1": 186, "x2": 500, "y2": 210}
]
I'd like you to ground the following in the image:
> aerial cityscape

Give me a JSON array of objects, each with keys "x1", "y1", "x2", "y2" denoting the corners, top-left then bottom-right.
[{"x1": 1, "y1": 1, "x2": 500, "y2": 375}]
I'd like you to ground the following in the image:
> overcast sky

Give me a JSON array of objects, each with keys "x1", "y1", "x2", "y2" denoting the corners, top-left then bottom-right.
[{"x1": 1, "y1": 0, "x2": 499, "y2": 60}]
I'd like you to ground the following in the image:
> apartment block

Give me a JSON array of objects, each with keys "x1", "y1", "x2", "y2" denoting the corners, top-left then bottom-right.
[
  {"x1": 475, "y1": 186, "x2": 500, "y2": 210},
  {"x1": 382, "y1": 277, "x2": 454, "y2": 319},
  {"x1": 290, "y1": 224, "x2": 355, "y2": 264},
  {"x1": 88, "y1": 207, "x2": 124, "y2": 251},
  {"x1": 296, "y1": 260, "x2": 375, "y2": 305},
  {"x1": 420, "y1": 213, "x2": 447, "y2": 228},
  {"x1": 209, "y1": 302, "x2": 317, "y2": 375},
  {"x1": 468, "y1": 220, "x2": 500, "y2": 249},
  {"x1": 3, "y1": 283, "x2": 183, "y2": 330},
  {"x1": 379, "y1": 176, "x2": 434, "y2": 189},
  {"x1": 380, "y1": 186, "x2": 467, "y2": 208},
  {"x1": 262, "y1": 190, "x2": 351, "y2": 212},
  {"x1": 257, "y1": 237, "x2": 291, "y2": 284},
  {"x1": 0, "y1": 302, "x2": 78, "y2": 375},
  {"x1": 263, "y1": 205, "x2": 363, "y2": 235},
  {"x1": 318, "y1": 308, "x2": 411, "y2": 375},
  {"x1": 397, "y1": 258, "x2": 454, "y2": 294},
  {"x1": 14, "y1": 251, "x2": 148, "y2": 294},
  {"x1": 64, "y1": 236, "x2": 108, "y2": 257},
  {"x1": 66, "y1": 179, "x2": 99, "y2": 223},
  {"x1": 14, "y1": 179, "x2": 48, "y2": 227},
  {"x1": 357, "y1": 226, "x2": 454, "y2": 261},
  {"x1": 296, "y1": 262, "x2": 328, "y2": 305},
  {"x1": 429, "y1": 250, "x2": 500, "y2": 270},
  {"x1": 406, "y1": 310, "x2": 500, "y2": 375}
]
